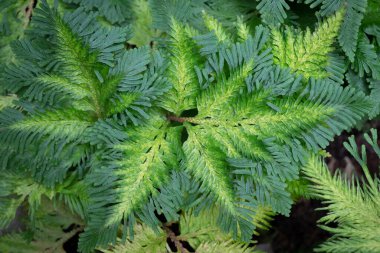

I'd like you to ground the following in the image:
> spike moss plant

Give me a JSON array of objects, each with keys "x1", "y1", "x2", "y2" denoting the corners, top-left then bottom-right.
[{"x1": 0, "y1": 1, "x2": 377, "y2": 252}]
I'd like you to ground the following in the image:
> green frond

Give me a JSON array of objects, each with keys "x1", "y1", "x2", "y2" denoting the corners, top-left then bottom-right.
[
  {"x1": 183, "y1": 126, "x2": 236, "y2": 214},
  {"x1": 139, "y1": 170, "x2": 200, "y2": 224},
  {"x1": 108, "y1": 47, "x2": 169, "y2": 125},
  {"x1": 129, "y1": 0, "x2": 156, "y2": 46},
  {"x1": 161, "y1": 18, "x2": 202, "y2": 115},
  {"x1": 365, "y1": 25, "x2": 380, "y2": 46},
  {"x1": 252, "y1": 205, "x2": 274, "y2": 234},
  {"x1": 304, "y1": 0, "x2": 344, "y2": 16},
  {"x1": 0, "y1": 108, "x2": 92, "y2": 184},
  {"x1": 80, "y1": 114, "x2": 182, "y2": 251},
  {"x1": 196, "y1": 79, "x2": 370, "y2": 153},
  {"x1": 197, "y1": 56, "x2": 254, "y2": 117},
  {"x1": 202, "y1": 12, "x2": 231, "y2": 44},
  {"x1": 197, "y1": 30, "x2": 271, "y2": 116},
  {"x1": 150, "y1": 0, "x2": 205, "y2": 32},
  {"x1": 1, "y1": 0, "x2": 165, "y2": 187},
  {"x1": 179, "y1": 209, "x2": 254, "y2": 252},
  {"x1": 97, "y1": 224, "x2": 167, "y2": 253},
  {"x1": 352, "y1": 34, "x2": 380, "y2": 80},
  {"x1": 60, "y1": 0, "x2": 157, "y2": 46},
  {"x1": 369, "y1": 79, "x2": 380, "y2": 118},
  {"x1": 196, "y1": 241, "x2": 256, "y2": 253},
  {"x1": 287, "y1": 178, "x2": 313, "y2": 199},
  {"x1": 62, "y1": 0, "x2": 132, "y2": 25},
  {"x1": 6, "y1": 109, "x2": 91, "y2": 145},
  {"x1": 271, "y1": 9, "x2": 344, "y2": 80},
  {"x1": 303, "y1": 129, "x2": 380, "y2": 252},
  {"x1": 236, "y1": 17, "x2": 251, "y2": 42},
  {"x1": 256, "y1": 0, "x2": 290, "y2": 25},
  {"x1": 339, "y1": 0, "x2": 368, "y2": 61},
  {"x1": 305, "y1": 0, "x2": 368, "y2": 61},
  {"x1": 203, "y1": 0, "x2": 258, "y2": 34}
]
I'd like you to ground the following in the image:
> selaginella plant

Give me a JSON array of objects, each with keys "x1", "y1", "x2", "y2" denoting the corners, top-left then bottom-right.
[
  {"x1": 303, "y1": 128, "x2": 380, "y2": 252},
  {"x1": 0, "y1": 1, "x2": 376, "y2": 252}
]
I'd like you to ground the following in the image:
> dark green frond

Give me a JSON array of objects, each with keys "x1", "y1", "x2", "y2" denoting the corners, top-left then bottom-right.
[
  {"x1": 304, "y1": 0, "x2": 368, "y2": 61},
  {"x1": 369, "y1": 79, "x2": 380, "y2": 118},
  {"x1": 352, "y1": 34, "x2": 380, "y2": 80},
  {"x1": 304, "y1": 0, "x2": 344, "y2": 16},
  {"x1": 256, "y1": 0, "x2": 290, "y2": 25},
  {"x1": 62, "y1": 0, "x2": 132, "y2": 25},
  {"x1": 150, "y1": 0, "x2": 206, "y2": 32},
  {"x1": 338, "y1": 0, "x2": 368, "y2": 61}
]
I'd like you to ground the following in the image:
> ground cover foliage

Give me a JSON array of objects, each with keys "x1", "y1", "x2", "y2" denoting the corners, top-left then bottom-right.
[{"x1": 0, "y1": 0, "x2": 379, "y2": 252}]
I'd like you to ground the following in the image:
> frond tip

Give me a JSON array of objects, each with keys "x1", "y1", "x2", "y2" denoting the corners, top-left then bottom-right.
[
  {"x1": 303, "y1": 128, "x2": 380, "y2": 253},
  {"x1": 271, "y1": 9, "x2": 344, "y2": 80}
]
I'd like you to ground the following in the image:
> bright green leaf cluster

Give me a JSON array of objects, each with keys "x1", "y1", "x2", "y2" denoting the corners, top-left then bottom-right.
[{"x1": 271, "y1": 9, "x2": 344, "y2": 80}]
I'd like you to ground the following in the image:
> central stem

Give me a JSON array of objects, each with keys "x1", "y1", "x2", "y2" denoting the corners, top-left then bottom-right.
[{"x1": 166, "y1": 115, "x2": 197, "y2": 124}]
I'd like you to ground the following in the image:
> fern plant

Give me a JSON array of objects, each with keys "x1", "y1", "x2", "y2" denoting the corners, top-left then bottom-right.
[
  {"x1": 0, "y1": 0, "x2": 167, "y2": 185},
  {"x1": 0, "y1": 1, "x2": 377, "y2": 252},
  {"x1": 79, "y1": 12, "x2": 371, "y2": 253},
  {"x1": 303, "y1": 128, "x2": 380, "y2": 252}
]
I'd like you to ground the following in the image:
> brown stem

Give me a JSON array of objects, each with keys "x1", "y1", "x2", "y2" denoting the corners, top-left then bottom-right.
[
  {"x1": 166, "y1": 115, "x2": 187, "y2": 123},
  {"x1": 166, "y1": 115, "x2": 196, "y2": 124},
  {"x1": 163, "y1": 223, "x2": 189, "y2": 253}
]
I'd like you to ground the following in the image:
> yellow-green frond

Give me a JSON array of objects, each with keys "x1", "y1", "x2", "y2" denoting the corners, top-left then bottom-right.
[
  {"x1": 81, "y1": 115, "x2": 182, "y2": 251},
  {"x1": 179, "y1": 209, "x2": 254, "y2": 253},
  {"x1": 98, "y1": 224, "x2": 167, "y2": 253},
  {"x1": 303, "y1": 147, "x2": 380, "y2": 253},
  {"x1": 272, "y1": 9, "x2": 344, "y2": 80},
  {"x1": 183, "y1": 125, "x2": 236, "y2": 214},
  {"x1": 236, "y1": 17, "x2": 250, "y2": 42},
  {"x1": 203, "y1": 11, "x2": 231, "y2": 44},
  {"x1": 162, "y1": 18, "x2": 201, "y2": 115}
]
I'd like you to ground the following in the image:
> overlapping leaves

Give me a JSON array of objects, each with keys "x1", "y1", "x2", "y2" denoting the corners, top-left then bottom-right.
[
  {"x1": 80, "y1": 17, "x2": 372, "y2": 252},
  {"x1": 0, "y1": 1, "x2": 167, "y2": 185},
  {"x1": 0, "y1": 1, "x2": 375, "y2": 252}
]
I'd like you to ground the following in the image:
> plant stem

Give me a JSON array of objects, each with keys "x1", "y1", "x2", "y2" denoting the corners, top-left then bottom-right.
[
  {"x1": 163, "y1": 223, "x2": 189, "y2": 253},
  {"x1": 166, "y1": 115, "x2": 197, "y2": 124}
]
